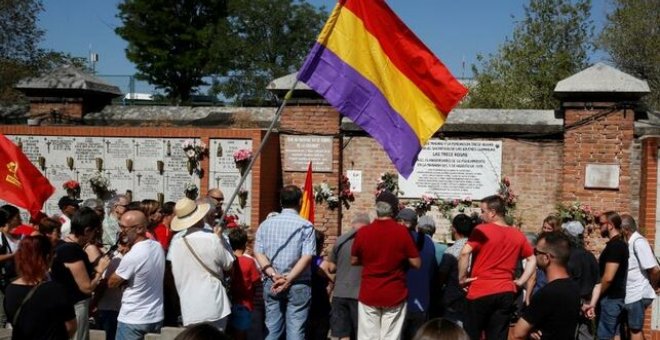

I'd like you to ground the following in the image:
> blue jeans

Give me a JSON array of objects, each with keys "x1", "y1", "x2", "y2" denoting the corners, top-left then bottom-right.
[
  {"x1": 597, "y1": 296, "x2": 624, "y2": 339},
  {"x1": 116, "y1": 321, "x2": 162, "y2": 340},
  {"x1": 263, "y1": 280, "x2": 311, "y2": 340}
]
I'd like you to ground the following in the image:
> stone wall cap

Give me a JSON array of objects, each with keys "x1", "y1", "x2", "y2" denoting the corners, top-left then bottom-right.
[
  {"x1": 342, "y1": 108, "x2": 562, "y2": 135},
  {"x1": 554, "y1": 62, "x2": 650, "y2": 96}
]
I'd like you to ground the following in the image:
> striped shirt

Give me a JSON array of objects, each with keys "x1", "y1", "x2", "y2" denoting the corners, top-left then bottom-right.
[{"x1": 255, "y1": 209, "x2": 316, "y2": 282}]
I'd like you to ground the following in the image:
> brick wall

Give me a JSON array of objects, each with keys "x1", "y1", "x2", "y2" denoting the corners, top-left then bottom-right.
[
  {"x1": 29, "y1": 102, "x2": 84, "y2": 120},
  {"x1": 0, "y1": 125, "x2": 277, "y2": 228},
  {"x1": 279, "y1": 104, "x2": 342, "y2": 252}
]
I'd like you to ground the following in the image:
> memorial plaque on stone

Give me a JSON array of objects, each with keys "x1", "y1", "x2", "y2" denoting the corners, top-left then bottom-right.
[
  {"x1": 399, "y1": 139, "x2": 502, "y2": 199},
  {"x1": 47, "y1": 167, "x2": 77, "y2": 198},
  {"x1": 104, "y1": 170, "x2": 135, "y2": 197},
  {"x1": 209, "y1": 139, "x2": 253, "y2": 173},
  {"x1": 134, "y1": 172, "x2": 164, "y2": 201},
  {"x1": 163, "y1": 139, "x2": 194, "y2": 171},
  {"x1": 77, "y1": 170, "x2": 98, "y2": 199},
  {"x1": 135, "y1": 139, "x2": 164, "y2": 171},
  {"x1": 282, "y1": 135, "x2": 333, "y2": 172},
  {"x1": 47, "y1": 137, "x2": 76, "y2": 170},
  {"x1": 104, "y1": 138, "x2": 136, "y2": 171},
  {"x1": 164, "y1": 173, "x2": 198, "y2": 202},
  {"x1": 73, "y1": 138, "x2": 105, "y2": 169}
]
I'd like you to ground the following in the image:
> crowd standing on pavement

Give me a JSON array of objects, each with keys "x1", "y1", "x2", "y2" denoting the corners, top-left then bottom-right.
[{"x1": 0, "y1": 184, "x2": 658, "y2": 340}]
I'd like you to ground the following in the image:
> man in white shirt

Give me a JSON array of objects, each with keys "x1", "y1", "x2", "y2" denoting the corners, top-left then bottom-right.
[
  {"x1": 169, "y1": 198, "x2": 235, "y2": 330},
  {"x1": 108, "y1": 210, "x2": 165, "y2": 340},
  {"x1": 621, "y1": 214, "x2": 660, "y2": 340}
]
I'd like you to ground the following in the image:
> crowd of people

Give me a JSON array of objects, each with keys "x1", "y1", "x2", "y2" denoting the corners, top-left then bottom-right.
[{"x1": 0, "y1": 184, "x2": 657, "y2": 340}]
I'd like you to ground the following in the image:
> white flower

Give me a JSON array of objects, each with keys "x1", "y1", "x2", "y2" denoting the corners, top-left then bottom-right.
[{"x1": 186, "y1": 149, "x2": 196, "y2": 158}]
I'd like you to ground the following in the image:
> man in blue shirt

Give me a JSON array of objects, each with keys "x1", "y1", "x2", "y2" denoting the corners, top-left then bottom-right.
[
  {"x1": 397, "y1": 208, "x2": 437, "y2": 340},
  {"x1": 254, "y1": 185, "x2": 316, "y2": 340}
]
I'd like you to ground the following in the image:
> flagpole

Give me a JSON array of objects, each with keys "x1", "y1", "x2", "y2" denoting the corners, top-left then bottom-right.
[{"x1": 219, "y1": 79, "x2": 300, "y2": 226}]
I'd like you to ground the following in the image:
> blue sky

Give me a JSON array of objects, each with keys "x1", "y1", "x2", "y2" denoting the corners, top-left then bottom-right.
[{"x1": 38, "y1": 0, "x2": 610, "y2": 94}]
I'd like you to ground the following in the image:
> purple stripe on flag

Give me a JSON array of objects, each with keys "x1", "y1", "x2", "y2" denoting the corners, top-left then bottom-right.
[{"x1": 298, "y1": 43, "x2": 422, "y2": 178}]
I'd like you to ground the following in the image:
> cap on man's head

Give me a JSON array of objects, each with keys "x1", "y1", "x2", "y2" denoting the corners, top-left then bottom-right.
[
  {"x1": 376, "y1": 190, "x2": 399, "y2": 216},
  {"x1": 58, "y1": 196, "x2": 81, "y2": 210},
  {"x1": 396, "y1": 208, "x2": 417, "y2": 224},
  {"x1": 561, "y1": 220, "x2": 584, "y2": 238}
]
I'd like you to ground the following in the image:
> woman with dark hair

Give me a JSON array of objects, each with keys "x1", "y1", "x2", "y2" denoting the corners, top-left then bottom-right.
[
  {"x1": 4, "y1": 235, "x2": 77, "y2": 339},
  {"x1": 412, "y1": 318, "x2": 469, "y2": 340},
  {"x1": 51, "y1": 207, "x2": 110, "y2": 340}
]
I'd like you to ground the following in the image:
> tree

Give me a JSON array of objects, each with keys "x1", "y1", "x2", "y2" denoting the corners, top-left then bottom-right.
[
  {"x1": 599, "y1": 0, "x2": 660, "y2": 110},
  {"x1": 116, "y1": 0, "x2": 231, "y2": 103},
  {"x1": 212, "y1": 0, "x2": 327, "y2": 105},
  {"x1": 465, "y1": 0, "x2": 593, "y2": 109},
  {"x1": 0, "y1": 0, "x2": 88, "y2": 103}
]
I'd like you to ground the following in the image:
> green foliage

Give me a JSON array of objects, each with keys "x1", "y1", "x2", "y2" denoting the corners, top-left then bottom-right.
[
  {"x1": 212, "y1": 0, "x2": 327, "y2": 105},
  {"x1": 599, "y1": 0, "x2": 660, "y2": 110},
  {"x1": 555, "y1": 201, "x2": 595, "y2": 225},
  {"x1": 465, "y1": 0, "x2": 593, "y2": 109},
  {"x1": 116, "y1": 0, "x2": 231, "y2": 103}
]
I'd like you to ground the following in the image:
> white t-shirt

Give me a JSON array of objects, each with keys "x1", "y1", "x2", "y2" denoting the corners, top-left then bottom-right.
[
  {"x1": 116, "y1": 239, "x2": 165, "y2": 324},
  {"x1": 626, "y1": 232, "x2": 658, "y2": 304},
  {"x1": 169, "y1": 229, "x2": 234, "y2": 325},
  {"x1": 59, "y1": 214, "x2": 71, "y2": 238}
]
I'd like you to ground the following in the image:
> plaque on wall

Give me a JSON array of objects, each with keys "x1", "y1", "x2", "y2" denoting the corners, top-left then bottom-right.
[
  {"x1": 398, "y1": 139, "x2": 502, "y2": 199},
  {"x1": 585, "y1": 164, "x2": 620, "y2": 189},
  {"x1": 208, "y1": 139, "x2": 253, "y2": 226},
  {"x1": 282, "y1": 135, "x2": 333, "y2": 172}
]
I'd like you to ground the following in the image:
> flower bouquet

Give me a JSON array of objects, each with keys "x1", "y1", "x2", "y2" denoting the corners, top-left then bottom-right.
[
  {"x1": 411, "y1": 193, "x2": 436, "y2": 215},
  {"x1": 184, "y1": 183, "x2": 199, "y2": 200},
  {"x1": 238, "y1": 188, "x2": 249, "y2": 209},
  {"x1": 555, "y1": 201, "x2": 595, "y2": 227},
  {"x1": 63, "y1": 180, "x2": 81, "y2": 199},
  {"x1": 376, "y1": 172, "x2": 403, "y2": 197},
  {"x1": 89, "y1": 172, "x2": 110, "y2": 199},
  {"x1": 183, "y1": 139, "x2": 208, "y2": 177},
  {"x1": 338, "y1": 175, "x2": 355, "y2": 210},
  {"x1": 233, "y1": 149, "x2": 252, "y2": 176}
]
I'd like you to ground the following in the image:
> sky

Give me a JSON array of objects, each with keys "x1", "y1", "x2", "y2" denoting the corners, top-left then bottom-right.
[{"x1": 38, "y1": 0, "x2": 610, "y2": 95}]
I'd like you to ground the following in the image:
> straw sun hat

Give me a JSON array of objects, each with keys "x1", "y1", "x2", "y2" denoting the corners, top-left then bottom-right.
[{"x1": 171, "y1": 198, "x2": 210, "y2": 232}]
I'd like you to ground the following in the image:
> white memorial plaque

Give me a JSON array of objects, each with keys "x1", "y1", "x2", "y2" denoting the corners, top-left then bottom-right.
[
  {"x1": 399, "y1": 140, "x2": 502, "y2": 199},
  {"x1": 104, "y1": 138, "x2": 136, "y2": 171},
  {"x1": 209, "y1": 139, "x2": 253, "y2": 226},
  {"x1": 346, "y1": 170, "x2": 362, "y2": 193},
  {"x1": 585, "y1": 164, "x2": 619, "y2": 189},
  {"x1": 164, "y1": 173, "x2": 198, "y2": 202}
]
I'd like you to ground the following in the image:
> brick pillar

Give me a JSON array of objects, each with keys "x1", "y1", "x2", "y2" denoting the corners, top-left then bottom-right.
[
  {"x1": 279, "y1": 104, "x2": 342, "y2": 250},
  {"x1": 561, "y1": 103, "x2": 635, "y2": 213},
  {"x1": 640, "y1": 137, "x2": 658, "y2": 339}
]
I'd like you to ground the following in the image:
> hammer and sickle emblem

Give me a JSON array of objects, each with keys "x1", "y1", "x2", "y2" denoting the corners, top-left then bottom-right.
[{"x1": 5, "y1": 161, "x2": 21, "y2": 187}]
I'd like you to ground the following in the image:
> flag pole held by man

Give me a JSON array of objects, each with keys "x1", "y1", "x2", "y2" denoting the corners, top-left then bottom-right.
[{"x1": 297, "y1": 0, "x2": 468, "y2": 178}]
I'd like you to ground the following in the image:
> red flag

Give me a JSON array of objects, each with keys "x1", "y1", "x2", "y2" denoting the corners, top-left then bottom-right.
[
  {"x1": 299, "y1": 162, "x2": 314, "y2": 224},
  {"x1": 0, "y1": 134, "x2": 55, "y2": 215}
]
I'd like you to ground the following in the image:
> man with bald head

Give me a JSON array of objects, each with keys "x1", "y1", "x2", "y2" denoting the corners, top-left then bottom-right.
[
  {"x1": 207, "y1": 188, "x2": 225, "y2": 220},
  {"x1": 109, "y1": 210, "x2": 166, "y2": 339}
]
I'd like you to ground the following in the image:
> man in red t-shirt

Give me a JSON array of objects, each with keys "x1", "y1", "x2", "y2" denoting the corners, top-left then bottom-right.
[
  {"x1": 458, "y1": 195, "x2": 536, "y2": 340},
  {"x1": 351, "y1": 200, "x2": 420, "y2": 340}
]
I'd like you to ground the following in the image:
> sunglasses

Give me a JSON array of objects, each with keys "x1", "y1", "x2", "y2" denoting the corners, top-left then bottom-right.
[{"x1": 534, "y1": 248, "x2": 553, "y2": 257}]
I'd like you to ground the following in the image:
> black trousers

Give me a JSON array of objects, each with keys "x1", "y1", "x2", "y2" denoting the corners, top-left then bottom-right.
[{"x1": 465, "y1": 292, "x2": 516, "y2": 340}]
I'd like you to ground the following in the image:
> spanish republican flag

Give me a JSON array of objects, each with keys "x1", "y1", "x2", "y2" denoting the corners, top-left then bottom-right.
[
  {"x1": 299, "y1": 162, "x2": 314, "y2": 224},
  {"x1": 0, "y1": 134, "x2": 54, "y2": 215},
  {"x1": 298, "y1": 0, "x2": 468, "y2": 178}
]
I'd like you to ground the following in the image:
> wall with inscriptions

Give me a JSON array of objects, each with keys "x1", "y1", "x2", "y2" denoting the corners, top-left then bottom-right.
[{"x1": 0, "y1": 125, "x2": 277, "y2": 229}]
